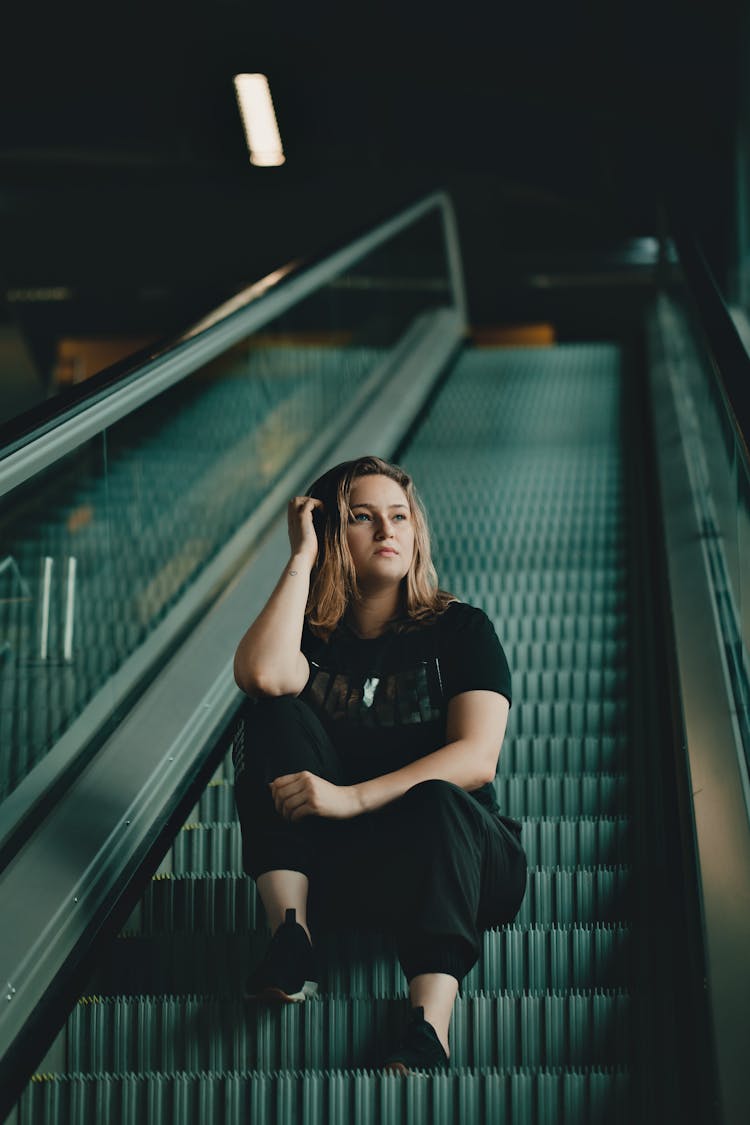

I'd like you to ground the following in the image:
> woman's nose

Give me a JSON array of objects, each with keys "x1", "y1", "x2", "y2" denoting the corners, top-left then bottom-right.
[{"x1": 375, "y1": 517, "x2": 395, "y2": 538}]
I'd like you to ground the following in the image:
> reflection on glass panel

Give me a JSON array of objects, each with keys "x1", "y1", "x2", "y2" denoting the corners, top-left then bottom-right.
[
  {"x1": 0, "y1": 437, "x2": 115, "y2": 804},
  {"x1": 708, "y1": 365, "x2": 741, "y2": 611},
  {"x1": 0, "y1": 201, "x2": 454, "y2": 806},
  {"x1": 101, "y1": 218, "x2": 451, "y2": 663},
  {"x1": 676, "y1": 277, "x2": 750, "y2": 763},
  {"x1": 334, "y1": 210, "x2": 451, "y2": 340},
  {"x1": 737, "y1": 454, "x2": 750, "y2": 735},
  {"x1": 100, "y1": 335, "x2": 386, "y2": 653}
]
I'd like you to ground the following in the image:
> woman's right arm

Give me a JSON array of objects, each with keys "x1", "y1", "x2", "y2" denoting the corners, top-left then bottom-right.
[{"x1": 233, "y1": 496, "x2": 323, "y2": 697}]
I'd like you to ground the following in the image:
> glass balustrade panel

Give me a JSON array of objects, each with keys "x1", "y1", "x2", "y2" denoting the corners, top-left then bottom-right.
[{"x1": 0, "y1": 205, "x2": 454, "y2": 806}]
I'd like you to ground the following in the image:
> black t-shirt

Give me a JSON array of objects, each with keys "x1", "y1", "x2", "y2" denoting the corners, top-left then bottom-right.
[{"x1": 299, "y1": 600, "x2": 512, "y2": 814}]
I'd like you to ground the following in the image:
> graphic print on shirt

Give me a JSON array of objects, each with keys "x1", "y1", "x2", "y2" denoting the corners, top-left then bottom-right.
[{"x1": 304, "y1": 658, "x2": 443, "y2": 727}]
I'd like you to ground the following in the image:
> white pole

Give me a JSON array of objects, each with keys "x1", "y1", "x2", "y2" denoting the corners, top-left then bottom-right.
[
  {"x1": 64, "y1": 557, "x2": 76, "y2": 662},
  {"x1": 40, "y1": 557, "x2": 53, "y2": 661}
]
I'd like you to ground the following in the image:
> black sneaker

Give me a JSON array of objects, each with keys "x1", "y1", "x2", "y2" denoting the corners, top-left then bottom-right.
[
  {"x1": 382, "y1": 1005, "x2": 450, "y2": 1074},
  {"x1": 244, "y1": 908, "x2": 319, "y2": 1003}
]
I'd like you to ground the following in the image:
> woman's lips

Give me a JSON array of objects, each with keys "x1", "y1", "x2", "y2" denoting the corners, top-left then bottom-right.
[{"x1": 375, "y1": 548, "x2": 398, "y2": 555}]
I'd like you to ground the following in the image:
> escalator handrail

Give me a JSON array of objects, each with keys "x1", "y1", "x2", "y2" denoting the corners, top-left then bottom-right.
[
  {"x1": 0, "y1": 309, "x2": 463, "y2": 1121},
  {"x1": 668, "y1": 220, "x2": 750, "y2": 468},
  {"x1": 0, "y1": 188, "x2": 465, "y2": 498}
]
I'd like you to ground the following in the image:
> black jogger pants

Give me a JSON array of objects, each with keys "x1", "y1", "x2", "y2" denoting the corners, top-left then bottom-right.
[{"x1": 232, "y1": 695, "x2": 527, "y2": 984}]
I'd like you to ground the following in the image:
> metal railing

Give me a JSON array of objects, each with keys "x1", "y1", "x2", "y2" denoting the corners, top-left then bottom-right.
[
  {"x1": 0, "y1": 191, "x2": 466, "y2": 492},
  {"x1": 0, "y1": 189, "x2": 467, "y2": 1119},
  {"x1": 0, "y1": 189, "x2": 467, "y2": 855},
  {"x1": 646, "y1": 218, "x2": 750, "y2": 1125}
]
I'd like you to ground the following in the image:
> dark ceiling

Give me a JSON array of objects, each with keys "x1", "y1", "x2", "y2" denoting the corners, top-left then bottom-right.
[{"x1": 0, "y1": 0, "x2": 741, "y2": 416}]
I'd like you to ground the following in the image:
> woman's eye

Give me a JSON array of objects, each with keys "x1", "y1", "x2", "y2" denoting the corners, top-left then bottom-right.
[{"x1": 350, "y1": 510, "x2": 407, "y2": 522}]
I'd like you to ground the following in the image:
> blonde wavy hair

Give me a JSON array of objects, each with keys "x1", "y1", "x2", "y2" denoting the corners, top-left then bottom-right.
[{"x1": 305, "y1": 455, "x2": 456, "y2": 639}]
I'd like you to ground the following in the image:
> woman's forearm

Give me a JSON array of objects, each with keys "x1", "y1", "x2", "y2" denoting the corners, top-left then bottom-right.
[
  {"x1": 353, "y1": 739, "x2": 496, "y2": 815},
  {"x1": 233, "y1": 553, "x2": 312, "y2": 695}
]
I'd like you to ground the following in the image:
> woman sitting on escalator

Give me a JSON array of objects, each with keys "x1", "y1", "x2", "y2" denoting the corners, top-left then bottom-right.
[{"x1": 231, "y1": 454, "x2": 527, "y2": 1073}]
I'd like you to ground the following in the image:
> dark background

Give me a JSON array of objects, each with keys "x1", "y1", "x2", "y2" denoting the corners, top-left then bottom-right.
[{"x1": 0, "y1": 0, "x2": 743, "y2": 418}]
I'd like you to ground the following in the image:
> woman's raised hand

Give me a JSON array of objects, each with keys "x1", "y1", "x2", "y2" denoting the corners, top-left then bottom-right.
[{"x1": 287, "y1": 496, "x2": 324, "y2": 568}]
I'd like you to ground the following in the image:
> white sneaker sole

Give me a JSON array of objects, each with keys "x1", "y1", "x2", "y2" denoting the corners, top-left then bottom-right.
[{"x1": 246, "y1": 980, "x2": 319, "y2": 1003}]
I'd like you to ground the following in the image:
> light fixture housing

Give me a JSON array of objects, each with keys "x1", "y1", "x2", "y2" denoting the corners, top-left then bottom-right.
[{"x1": 233, "y1": 74, "x2": 285, "y2": 167}]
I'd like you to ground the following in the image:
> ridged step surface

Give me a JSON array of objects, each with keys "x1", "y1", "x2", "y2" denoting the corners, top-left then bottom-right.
[
  {"x1": 85, "y1": 924, "x2": 632, "y2": 996},
  {"x1": 167, "y1": 816, "x2": 630, "y2": 875},
  {"x1": 65, "y1": 991, "x2": 630, "y2": 1071},
  {"x1": 189, "y1": 740, "x2": 631, "y2": 818},
  {"x1": 21, "y1": 1066, "x2": 631, "y2": 1125},
  {"x1": 128, "y1": 866, "x2": 632, "y2": 933},
  {"x1": 182, "y1": 773, "x2": 628, "y2": 827},
  {"x1": 16, "y1": 342, "x2": 635, "y2": 1123}
]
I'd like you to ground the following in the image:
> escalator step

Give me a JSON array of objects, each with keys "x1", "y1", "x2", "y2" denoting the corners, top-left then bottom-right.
[
  {"x1": 517, "y1": 868, "x2": 630, "y2": 925},
  {"x1": 193, "y1": 739, "x2": 630, "y2": 821},
  {"x1": 498, "y1": 738, "x2": 628, "y2": 775},
  {"x1": 460, "y1": 591, "x2": 627, "y2": 617},
  {"x1": 91, "y1": 924, "x2": 631, "y2": 997},
  {"x1": 18, "y1": 1066, "x2": 631, "y2": 1125},
  {"x1": 475, "y1": 615, "x2": 628, "y2": 645},
  {"x1": 445, "y1": 568, "x2": 627, "y2": 596},
  {"x1": 168, "y1": 816, "x2": 630, "y2": 876},
  {"x1": 13, "y1": 341, "x2": 636, "y2": 1123},
  {"x1": 65, "y1": 991, "x2": 630, "y2": 1072},
  {"x1": 513, "y1": 668, "x2": 628, "y2": 703},
  {"x1": 131, "y1": 867, "x2": 631, "y2": 935},
  {"x1": 508, "y1": 701, "x2": 628, "y2": 737},
  {"x1": 494, "y1": 775, "x2": 629, "y2": 818}
]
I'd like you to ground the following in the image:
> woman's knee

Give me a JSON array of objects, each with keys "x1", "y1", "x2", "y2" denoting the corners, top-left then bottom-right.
[
  {"x1": 393, "y1": 783, "x2": 488, "y2": 850},
  {"x1": 401, "y1": 778, "x2": 466, "y2": 811}
]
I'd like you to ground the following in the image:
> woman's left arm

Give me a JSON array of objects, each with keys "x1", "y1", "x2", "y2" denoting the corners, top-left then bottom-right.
[
  {"x1": 354, "y1": 690, "x2": 509, "y2": 814},
  {"x1": 269, "y1": 690, "x2": 508, "y2": 821}
]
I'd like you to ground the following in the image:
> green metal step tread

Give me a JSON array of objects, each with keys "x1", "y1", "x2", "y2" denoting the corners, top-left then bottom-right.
[
  {"x1": 512, "y1": 669, "x2": 629, "y2": 704},
  {"x1": 198, "y1": 738, "x2": 631, "y2": 820},
  {"x1": 11, "y1": 342, "x2": 636, "y2": 1124},
  {"x1": 201, "y1": 737, "x2": 631, "y2": 817},
  {"x1": 501, "y1": 640, "x2": 629, "y2": 676},
  {"x1": 187, "y1": 776, "x2": 630, "y2": 832},
  {"x1": 494, "y1": 738, "x2": 629, "y2": 775},
  {"x1": 495, "y1": 775, "x2": 629, "y2": 817},
  {"x1": 486, "y1": 588, "x2": 626, "y2": 610},
  {"x1": 18, "y1": 1065, "x2": 631, "y2": 1125},
  {"x1": 507, "y1": 702, "x2": 627, "y2": 737},
  {"x1": 64, "y1": 990, "x2": 630, "y2": 1072},
  {"x1": 451, "y1": 569, "x2": 627, "y2": 596},
  {"x1": 128, "y1": 867, "x2": 631, "y2": 935},
  {"x1": 168, "y1": 817, "x2": 630, "y2": 875},
  {"x1": 449, "y1": 562, "x2": 629, "y2": 598},
  {"x1": 429, "y1": 536, "x2": 628, "y2": 559},
  {"x1": 90, "y1": 924, "x2": 631, "y2": 997}
]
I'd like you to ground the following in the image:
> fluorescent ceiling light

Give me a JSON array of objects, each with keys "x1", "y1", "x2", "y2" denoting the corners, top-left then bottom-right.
[{"x1": 233, "y1": 74, "x2": 285, "y2": 167}]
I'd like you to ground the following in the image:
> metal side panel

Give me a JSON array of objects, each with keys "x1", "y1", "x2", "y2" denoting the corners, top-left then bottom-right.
[
  {"x1": 647, "y1": 296, "x2": 750, "y2": 1125},
  {"x1": 0, "y1": 306, "x2": 463, "y2": 1082}
]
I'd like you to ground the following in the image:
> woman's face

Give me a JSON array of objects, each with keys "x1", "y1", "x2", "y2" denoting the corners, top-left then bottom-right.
[{"x1": 345, "y1": 474, "x2": 415, "y2": 589}]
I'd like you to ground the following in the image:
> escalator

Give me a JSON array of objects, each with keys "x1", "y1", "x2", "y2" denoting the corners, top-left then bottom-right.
[{"x1": 1, "y1": 194, "x2": 748, "y2": 1124}]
